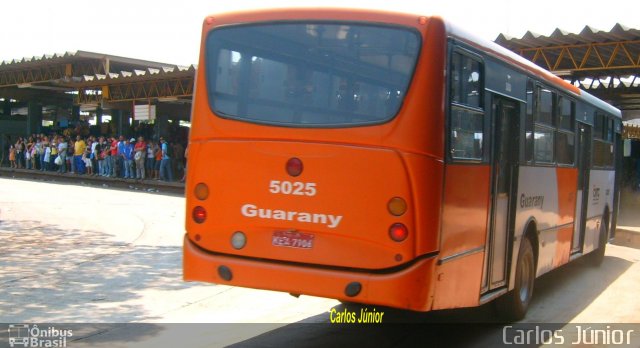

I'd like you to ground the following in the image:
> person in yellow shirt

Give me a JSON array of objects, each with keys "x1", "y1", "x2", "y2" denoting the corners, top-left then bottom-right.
[
  {"x1": 51, "y1": 138, "x2": 58, "y2": 156},
  {"x1": 74, "y1": 135, "x2": 87, "y2": 174},
  {"x1": 74, "y1": 135, "x2": 86, "y2": 156},
  {"x1": 50, "y1": 137, "x2": 58, "y2": 171}
]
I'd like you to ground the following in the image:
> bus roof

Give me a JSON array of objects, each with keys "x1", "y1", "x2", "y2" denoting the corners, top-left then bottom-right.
[{"x1": 445, "y1": 21, "x2": 621, "y2": 119}]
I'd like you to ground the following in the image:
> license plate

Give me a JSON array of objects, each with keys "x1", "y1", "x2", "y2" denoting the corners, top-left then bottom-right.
[{"x1": 272, "y1": 231, "x2": 315, "y2": 249}]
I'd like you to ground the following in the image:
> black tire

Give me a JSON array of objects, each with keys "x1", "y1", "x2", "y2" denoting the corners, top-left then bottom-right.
[
  {"x1": 587, "y1": 219, "x2": 607, "y2": 267},
  {"x1": 495, "y1": 237, "x2": 535, "y2": 321}
]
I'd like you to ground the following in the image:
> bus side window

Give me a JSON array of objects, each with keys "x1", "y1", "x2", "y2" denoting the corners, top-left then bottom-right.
[
  {"x1": 533, "y1": 86, "x2": 555, "y2": 164},
  {"x1": 556, "y1": 96, "x2": 575, "y2": 166},
  {"x1": 451, "y1": 108, "x2": 484, "y2": 159},
  {"x1": 607, "y1": 118, "x2": 614, "y2": 142},
  {"x1": 534, "y1": 126, "x2": 554, "y2": 163},
  {"x1": 450, "y1": 52, "x2": 482, "y2": 108},
  {"x1": 593, "y1": 113, "x2": 615, "y2": 168},
  {"x1": 524, "y1": 80, "x2": 534, "y2": 162},
  {"x1": 450, "y1": 51, "x2": 484, "y2": 161},
  {"x1": 462, "y1": 59, "x2": 481, "y2": 107},
  {"x1": 536, "y1": 87, "x2": 554, "y2": 125},
  {"x1": 451, "y1": 53, "x2": 461, "y2": 104},
  {"x1": 594, "y1": 112, "x2": 605, "y2": 140},
  {"x1": 558, "y1": 96, "x2": 575, "y2": 131}
]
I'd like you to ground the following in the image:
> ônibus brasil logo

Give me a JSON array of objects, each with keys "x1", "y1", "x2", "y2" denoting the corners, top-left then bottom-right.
[{"x1": 7, "y1": 324, "x2": 72, "y2": 347}]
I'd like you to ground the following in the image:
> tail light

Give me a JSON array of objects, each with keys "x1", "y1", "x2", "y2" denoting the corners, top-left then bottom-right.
[
  {"x1": 193, "y1": 206, "x2": 207, "y2": 224},
  {"x1": 194, "y1": 183, "x2": 209, "y2": 200},
  {"x1": 387, "y1": 197, "x2": 407, "y2": 216},
  {"x1": 389, "y1": 223, "x2": 408, "y2": 242}
]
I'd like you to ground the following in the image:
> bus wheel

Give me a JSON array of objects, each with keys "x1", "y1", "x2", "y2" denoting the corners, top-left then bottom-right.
[
  {"x1": 587, "y1": 219, "x2": 607, "y2": 267},
  {"x1": 496, "y1": 237, "x2": 535, "y2": 321}
]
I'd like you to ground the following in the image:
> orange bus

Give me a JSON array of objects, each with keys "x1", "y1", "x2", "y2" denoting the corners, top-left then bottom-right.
[{"x1": 184, "y1": 8, "x2": 621, "y2": 320}]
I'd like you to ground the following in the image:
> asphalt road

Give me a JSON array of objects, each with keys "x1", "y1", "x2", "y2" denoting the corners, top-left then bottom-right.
[{"x1": 1, "y1": 177, "x2": 639, "y2": 347}]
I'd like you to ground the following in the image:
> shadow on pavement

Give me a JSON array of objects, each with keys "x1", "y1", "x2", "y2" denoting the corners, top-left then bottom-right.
[
  {"x1": 230, "y1": 255, "x2": 633, "y2": 348},
  {"x1": 525, "y1": 253, "x2": 633, "y2": 322},
  {"x1": 0, "y1": 219, "x2": 188, "y2": 325}
]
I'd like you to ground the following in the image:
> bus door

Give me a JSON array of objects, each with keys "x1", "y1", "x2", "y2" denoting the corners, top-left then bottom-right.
[
  {"x1": 572, "y1": 123, "x2": 592, "y2": 253},
  {"x1": 482, "y1": 96, "x2": 519, "y2": 292}
]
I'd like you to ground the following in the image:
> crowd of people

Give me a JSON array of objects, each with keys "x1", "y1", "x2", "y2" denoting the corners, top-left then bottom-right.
[{"x1": 5, "y1": 134, "x2": 186, "y2": 182}]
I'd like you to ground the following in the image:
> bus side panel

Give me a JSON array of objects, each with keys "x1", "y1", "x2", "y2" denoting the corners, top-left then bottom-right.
[
  {"x1": 553, "y1": 225, "x2": 573, "y2": 268},
  {"x1": 583, "y1": 169, "x2": 615, "y2": 254},
  {"x1": 514, "y1": 166, "x2": 560, "y2": 278},
  {"x1": 556, "y1": 167, "x2": 578, "y2": 225},
  {"x1": 554, "y1": 167, "x2": 578, "y2": 267},
  {"x1": 432, "y1": 252, "x2": 485, "y2": 310},
  {"x1": 433, "y1": 164, "x2": 490, "y2": 309},
  {"x1": 401, "y1": 153, "x2": 443, "y2": 258}
]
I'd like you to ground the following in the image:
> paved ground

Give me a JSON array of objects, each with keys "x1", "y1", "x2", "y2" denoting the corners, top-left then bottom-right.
[
  {"x1": 0, "y1": 178, "x2": 336, "y2": 323},
  {"x1": 1, "y1": 177, "x2": 639, "y2": 347}
]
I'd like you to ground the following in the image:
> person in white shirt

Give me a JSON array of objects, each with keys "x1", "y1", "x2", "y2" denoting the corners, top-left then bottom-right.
[{"x1": 57, "y1": 137, "x2": 68, "y2": 173}]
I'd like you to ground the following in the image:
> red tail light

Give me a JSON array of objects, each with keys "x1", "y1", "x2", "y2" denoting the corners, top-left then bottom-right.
[
  {"x1": 389, "y1": 223, "x2": 408, "y2": 242},
  {"x1": 286, "y1": 157, "x2": 303, "y2": 177},
  {"x1": 193, "y1": 206, "x2": 207, "y2": 224}
]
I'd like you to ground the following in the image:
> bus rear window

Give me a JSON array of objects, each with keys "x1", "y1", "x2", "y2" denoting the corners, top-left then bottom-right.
[{"x1": 206, "y1": 23, "x2": 420, "y2": 127}]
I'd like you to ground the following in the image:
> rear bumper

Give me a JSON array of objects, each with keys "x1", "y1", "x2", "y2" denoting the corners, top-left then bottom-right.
[{"x1": 183, "y1": 235, "x2": 437, "y2": 311}]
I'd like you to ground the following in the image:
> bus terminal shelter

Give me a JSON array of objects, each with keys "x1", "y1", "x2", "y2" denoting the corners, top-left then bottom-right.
[
  {"x1": 0, "y1": 51, "x2": 195, "y2": 145},
  {"x1": 496, "y1": 23, "x2": 640, "y2": 188}
]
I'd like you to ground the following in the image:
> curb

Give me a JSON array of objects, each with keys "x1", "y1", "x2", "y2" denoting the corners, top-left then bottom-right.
[
  {"x1": 613, "y1": 228, "x2": 640, "y2": 249},
  {"x1": 0, "y1": 167, "x2": 185, "y2": 195}
]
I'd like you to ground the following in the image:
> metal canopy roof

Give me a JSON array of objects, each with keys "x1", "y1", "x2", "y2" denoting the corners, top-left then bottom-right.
[
  {"x1": 0, "y1": 50, "x2": 195, "y2": 105},
  {"x1": 0, "y1": 50, "x2": 188, "y2": 73},
  {"x1": 495, "y1": 24, "x2": 640, "y2": 118},
  {"x1": 496, "y1": 23, "x2": 640, "y2": 49}
]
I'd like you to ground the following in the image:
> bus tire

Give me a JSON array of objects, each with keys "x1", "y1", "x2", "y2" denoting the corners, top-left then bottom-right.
[
  {"x1": 495, "y1": 236, "x2": 535, "y2": 321},
  {"x1": 587, "y1": 218, "x2": 608, "y2": 267}
]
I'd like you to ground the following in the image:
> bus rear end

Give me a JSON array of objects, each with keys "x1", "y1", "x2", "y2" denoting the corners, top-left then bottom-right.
[{"x1": 184, "y1": 9, "x2": 447, "y2": 311}]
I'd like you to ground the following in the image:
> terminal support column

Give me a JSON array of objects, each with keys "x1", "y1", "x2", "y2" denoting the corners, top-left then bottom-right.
[
  {"x1": 112, "y1": 109, "x2": 123, "y2": 136},
  {"x1": 72, "y1": 105, "x2": 81, "y2": 124},
  {"x1": 27, "y1": 101, "x2": 42, "y2": 135},
  {"x1": 123, "y1": 110, "x2": 132, "y2": 136},
  {"x1": 156, "y1": 113, "x2": 169, "y2": 139},
  {"x1": 2, "y1": 99, "x2": 10, "y2": 116},
  {"x1": 96, "y1": 106, "x2": 103, "y2": 126}
]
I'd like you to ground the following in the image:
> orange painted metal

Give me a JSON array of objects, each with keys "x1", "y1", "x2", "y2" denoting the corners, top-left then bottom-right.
[
  {"x1": 184, "y1": 235, "x2": 437, "y2": 311},
  {"x1": 440, "y1": 165, "x2": 492, "y2": 258},
  {"x1": 554, "y1": 167, "x2": 579, "y2": 267},
  {"x1": 432, "y1": 252, "x2": 485, "y2": 310},
  {"x1": 433, "y1": 165, "x2": 492, "y2": 309}
]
